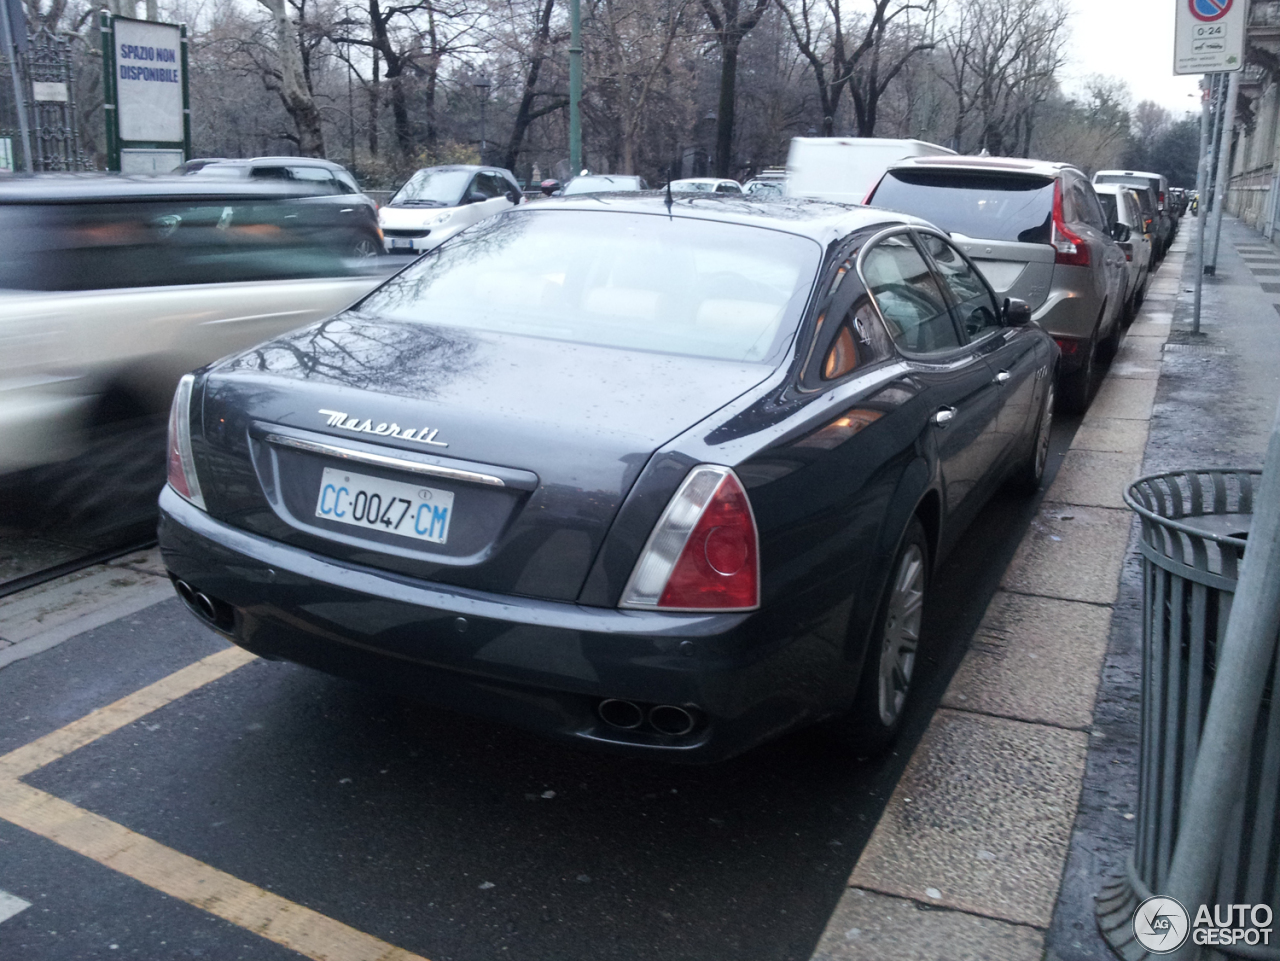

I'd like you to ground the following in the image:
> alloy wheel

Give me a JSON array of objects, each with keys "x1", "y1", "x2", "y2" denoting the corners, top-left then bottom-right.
[
  {"x1": 1034, "y1": 385, "x2": 1054, "y2": 482},
  {"x1": 878, "y1": 543, "x2": 925, "y2": 726}
]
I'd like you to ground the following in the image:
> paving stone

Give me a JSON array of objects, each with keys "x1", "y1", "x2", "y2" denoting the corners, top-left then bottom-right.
[
  {"x1": 812, "y1": 888, "x2": 1044, "y2": 961},
  {"x1": 849, "y1": 710, "x2": 1089, "y2": 928},
  {"x1": 1071, "y1": 417, "x2": 1149, "y2": 455},
  {"x1": 1107, "y1": 360, "x2": 1160, "y2": 380},
  {"x1": 942, "y1": 591, "x2": 1111, "y2": 729},
  {"x1": 107, "y1": 546, "x2": 167, "y2": 577},
  {"x1": 1000, "y1": 502, "x2": 1132, "y2": 605},
  {"x1": 1087, "y1": 377, "x2": 1159, "y2": 421},
  {"x1": 1046, "y1": 449, "x2": 1142, "y2": 509}
]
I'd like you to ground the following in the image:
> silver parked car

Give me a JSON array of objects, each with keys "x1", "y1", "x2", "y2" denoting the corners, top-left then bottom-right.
[
  {"x1": 1093, "y1": 170, "x2": 1173, "y2": 259},
  {"x1": 1093, "y1": 183, "x2": 1153, "y2": 321},
  {"x1": 866, "y1": 157, "x2": 1129, "y2": 412}
]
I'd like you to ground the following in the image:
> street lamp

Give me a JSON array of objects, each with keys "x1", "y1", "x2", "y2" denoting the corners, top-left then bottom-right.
[{"x1": 474, "y1": 73, "x2": 491, "y2": 164}]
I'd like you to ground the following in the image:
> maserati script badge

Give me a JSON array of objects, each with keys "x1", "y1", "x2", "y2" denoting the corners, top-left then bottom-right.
[{"x1": 318, "y1": 409, "x2": 448, "y2": 447}]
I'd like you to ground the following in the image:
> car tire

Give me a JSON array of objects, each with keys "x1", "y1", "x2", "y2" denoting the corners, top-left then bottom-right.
[
  {"x1": 1060, "y1": 330, "x2": 1097, "y2": 414},
  {"x1": 351, "y1": 237, "x2": 380, "y2": 259},
  {"x1": 830, "y1": 517, "x2": 929, "y2": 755},
  {"x1": 1008, "y1": 381, "x2": 1054, "y2": 494}
]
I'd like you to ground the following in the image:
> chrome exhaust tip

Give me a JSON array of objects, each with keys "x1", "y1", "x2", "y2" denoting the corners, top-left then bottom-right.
[
  {"x1": 598, "y1": 698, "x2": 644, "y2": 730},
  {"x1": 194, "y1": 592, "x2": 218, "y2": 623},
  {"x1": 174, "y1": 579, "x2": 196, "y2": 606},
  {"x1": 648, "y1": 705, "x2": 695, "y2": 737}
]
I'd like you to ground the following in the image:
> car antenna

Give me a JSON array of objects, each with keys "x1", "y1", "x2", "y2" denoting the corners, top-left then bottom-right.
[{"x1": 665, "y1": 172, "x2": 674, "y2": 217}]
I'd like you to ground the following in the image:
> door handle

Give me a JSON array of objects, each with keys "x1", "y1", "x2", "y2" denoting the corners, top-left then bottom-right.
[
  {"x1": 932, "y1": 407, "x2": 956, "y2": 426},
  {"x1": 995, "y1": 370, "x2": 1011, "y2": 384}
]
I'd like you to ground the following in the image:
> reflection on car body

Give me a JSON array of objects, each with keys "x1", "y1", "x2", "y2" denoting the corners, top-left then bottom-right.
[{"x1": 160, "y1": 196, "x2": 1059, "y2": 763}]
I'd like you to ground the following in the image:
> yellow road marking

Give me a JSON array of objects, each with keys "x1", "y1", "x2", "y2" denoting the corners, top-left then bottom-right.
[
  {"x1": 0, "y1": 644, "x2": 432, "y2": 961},
  {"x1": 0, "y1": 646, "x2": 255, "y2": 781}
]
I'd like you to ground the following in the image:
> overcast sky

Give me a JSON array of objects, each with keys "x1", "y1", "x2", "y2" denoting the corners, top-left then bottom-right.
[{"x1": 1058, "y1": 0, "x2": 1203, "y2": 117}]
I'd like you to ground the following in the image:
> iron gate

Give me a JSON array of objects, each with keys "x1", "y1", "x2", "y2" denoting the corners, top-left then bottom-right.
[{"x1": 1, "y1": 25, "x2": 91, "y2": 171}]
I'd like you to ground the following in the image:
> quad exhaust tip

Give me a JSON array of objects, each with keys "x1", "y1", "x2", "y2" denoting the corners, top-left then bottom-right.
[{"x1": 597, "y1": 699, "x2": 697, "y2": 737}]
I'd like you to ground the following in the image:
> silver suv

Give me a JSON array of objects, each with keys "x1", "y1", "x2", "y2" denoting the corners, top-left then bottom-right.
[{"x1": 866, "y1": 157, "x2": 1129, "y2": 412}]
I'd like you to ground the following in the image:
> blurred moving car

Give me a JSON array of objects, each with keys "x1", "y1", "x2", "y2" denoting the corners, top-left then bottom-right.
[
  {"x1": 180, "y1": 157, "x2": 382, "y2": 257},
  {"x1": 1093, "y1": 170, "x2": 1173, "y2": 258},
  {"x1": 0, "y1": 177, "x2": 388, "y2": 482},
  {"x1": 668, "y1": 178, "x2": 743, "y2": 195},
  {"x1": 1093, "y1": 183, "x2": 1152, "y2": 320},
  {"x1": 159, "y1": 196, "x2": 1058, "y2": 761},
  {"x1": 866, "y1": 156, "x2": 1129, "y2": 413},
  {"x1": 560, "y1": 174, "x2": 648, "y2": 195},
  {"x1": 378, "y1": 165, "x2": 523, "y2": 255},
  {"x1": 785, "y1": 137, "x2": 954, "y2": 205}
]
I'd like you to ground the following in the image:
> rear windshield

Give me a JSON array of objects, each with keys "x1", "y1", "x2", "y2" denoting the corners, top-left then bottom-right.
[
  {"x1": 870, "y1": 170, "x2": 1054, "y2": 244},
  {"x1": 359, "y1": 209, "x2": 821, "y2": 363},
  {"x1": 0, "y1": 199, "x2": 364, "y2": 291},
  {"x1": 1095, "y1": 174, "x2": 1159, "y2": 193}
]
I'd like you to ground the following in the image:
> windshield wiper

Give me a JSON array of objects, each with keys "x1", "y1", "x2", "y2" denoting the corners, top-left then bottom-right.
[{"x1": 392, "y1": 199, "x2": 447, "y2": 207}]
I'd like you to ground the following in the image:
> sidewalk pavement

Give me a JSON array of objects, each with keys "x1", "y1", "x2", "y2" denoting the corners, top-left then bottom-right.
[{"x1": 810, "y1": 236, "x2": 1188, "y2": 961}]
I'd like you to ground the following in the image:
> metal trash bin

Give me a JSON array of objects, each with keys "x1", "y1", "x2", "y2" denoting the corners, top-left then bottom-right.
[{"x1": 1097, "y1": 468, "x2": 1280, "y2": 960}]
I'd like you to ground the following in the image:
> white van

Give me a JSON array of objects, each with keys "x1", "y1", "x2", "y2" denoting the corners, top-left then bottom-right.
[{"x1": 785, "y1": 137, "x2": 956, "y2": 205}]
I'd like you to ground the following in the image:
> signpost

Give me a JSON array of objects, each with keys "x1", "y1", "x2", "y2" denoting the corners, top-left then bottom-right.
[
  {"x1": 100, "y1": 12, "x2": 190, "y2": 173},
  {"x1": 1175, "y1": 0, "x2": 1245, "y2": 74}
]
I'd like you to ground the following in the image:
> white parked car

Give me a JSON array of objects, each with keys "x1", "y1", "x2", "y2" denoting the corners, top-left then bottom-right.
[
  {"x1": 379, "y1": 165, "x2": 523, "y2": 255},
  {"x1": 668, "y1": 177, "x2": 743, "y2": 195},
  {"x1": 1093, "y1": 182, "x2": 1153, "y2": 320},
  {"x1": 785, "y1": 137, "x2": 954, "y2": 205},
  {"x1": 0, "y1": 178, "x2": 387, "y2": 478}
]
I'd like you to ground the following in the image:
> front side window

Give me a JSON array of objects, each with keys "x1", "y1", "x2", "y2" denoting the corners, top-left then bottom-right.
[
  {"x1": 860, "y1": 233, "x2": 960, "y2": 354},
  {"x1": 916, "y1": 232, "x2": 1001, "y2": 341},
  {"x1": 359, "y1": 209, "x2": 821, "y2": 363},
  {"x1": 1097, "y1": 193, "x2": 1119, "y2": 226}
]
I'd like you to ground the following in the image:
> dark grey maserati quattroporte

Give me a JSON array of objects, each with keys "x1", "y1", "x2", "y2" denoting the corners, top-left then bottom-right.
[{"x1": 159, "y1": 195, "x2": 1058, "y2": 761}]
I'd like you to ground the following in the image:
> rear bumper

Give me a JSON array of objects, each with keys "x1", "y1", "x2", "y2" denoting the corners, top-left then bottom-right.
[
  {"x1": 1032, "y1": 276, "x2": 1106, "y2": 372},
  {"x1": 157, "y1": 487, "x2": 832, "y2": 763}
]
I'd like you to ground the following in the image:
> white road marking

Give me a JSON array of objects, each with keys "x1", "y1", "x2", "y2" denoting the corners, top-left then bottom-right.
[{"x1": 0, "y1": 888, "x2": 32, "y2": 924}]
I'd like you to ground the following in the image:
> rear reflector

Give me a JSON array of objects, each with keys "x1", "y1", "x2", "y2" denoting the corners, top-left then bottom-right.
[
  {"x1": 166, "y1": 373, "x2": 206, "y2": 511},
  {"x1": 619, "y1": 465, "x2": 759, "y2": 611},
  {"x1": 1054, "y1": 338, "x2": 1080, "y2": 356}
]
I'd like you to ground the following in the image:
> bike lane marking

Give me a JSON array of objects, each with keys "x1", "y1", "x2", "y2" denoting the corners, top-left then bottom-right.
[{"x1": 0, "y1": 644, "x2": 430, "y2": 961}]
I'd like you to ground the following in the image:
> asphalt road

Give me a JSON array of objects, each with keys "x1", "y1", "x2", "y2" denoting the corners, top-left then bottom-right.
[{"x1": 0, "y1": 414, "x2": 1081, "y2": 961}]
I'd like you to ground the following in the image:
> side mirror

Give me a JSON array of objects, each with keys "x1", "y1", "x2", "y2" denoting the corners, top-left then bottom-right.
[
  {"x1": 1003, "y1": 297, "x2": 1033, "y2": 327},
  {"x1": 506, "y1": 189, "x2": 522, "y2": 204},
  {"x1": 466, "y1": 189, "x2": 488, "y2": 205},
  {"x1": 1110, "y1": 222, "x2": 1131, "y2": 243}
]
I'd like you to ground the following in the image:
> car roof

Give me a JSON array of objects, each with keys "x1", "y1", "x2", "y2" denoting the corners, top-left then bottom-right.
[
  {"x1": 888, "y1": 155, "x2": 1080, "y2": 178},
  {"x1": 0, "y1": 174, "x2": 329, "y2": 204},
  {"x1": 672, "y1": 178, "x2": 736, "y2": 185},
  {"x1": 511, "y1": 193, "x2": 934, "y2": 245},
  {"x1": 206, "y1": 157, "x2": 347, "y2": 169}
]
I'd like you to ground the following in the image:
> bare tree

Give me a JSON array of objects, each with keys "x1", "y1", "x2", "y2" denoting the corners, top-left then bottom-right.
[
  {"x1": 259, "y1": 0, "x2": 327, "y2": 154},
  {"x1": 700, "y1": 0, "x2": 772, "y2": 176},
  {"x1": 496, "y1": 0, "x2": 569, "y2": 171},
  {"x1": 939, "y1": 0, "x2": 1068, "y2": 155}
]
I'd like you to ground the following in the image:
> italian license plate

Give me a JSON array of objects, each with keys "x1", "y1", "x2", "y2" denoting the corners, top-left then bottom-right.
[
  {"x1": 388, "y1": 238, "x2": 415, "y2": 250},
  {"x1": 314, "y1": 467, "x2": 454, "y2": 544}
]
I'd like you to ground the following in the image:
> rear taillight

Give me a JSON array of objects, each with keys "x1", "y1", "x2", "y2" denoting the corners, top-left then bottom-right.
[
  {"x1": 166, "y1": 373, "x2": 206, "y2": 511},
  {"x1": 1051, "y1": 180, "x2": 1090, "y2": 267},
  {"x1": 619, "y1": 465, "x2": 759, "y2": 611},
  {"x1": 1054, "y1": 338, "x2": 1080, "y2": 356}
]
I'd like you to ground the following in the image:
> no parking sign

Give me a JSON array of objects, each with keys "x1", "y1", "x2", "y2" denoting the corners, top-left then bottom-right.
[{"x1": 1175, "y1": 0, "x2": 1244, "y2": 73}]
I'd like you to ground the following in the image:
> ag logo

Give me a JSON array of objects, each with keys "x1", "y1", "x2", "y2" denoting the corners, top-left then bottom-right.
[{"x1": 1134, "y1": 896, "x2": 1191, "y2": 953}]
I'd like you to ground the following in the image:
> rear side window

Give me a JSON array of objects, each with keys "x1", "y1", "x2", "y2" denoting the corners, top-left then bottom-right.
[
  {"x1": 0, "y1": 200, "x2": 358, "y2": 291},
  {"x1": 871, "y1": 170, "x2": 1054, "y2": 245},
  {"x1": 861, "y1": 233, "x2": 960, "y2": 354}
]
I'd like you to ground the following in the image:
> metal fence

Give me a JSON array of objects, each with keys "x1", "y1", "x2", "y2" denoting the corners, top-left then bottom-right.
[{"x1": 1097, "y1": 469, "x2": 1279, "y2": 960}]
